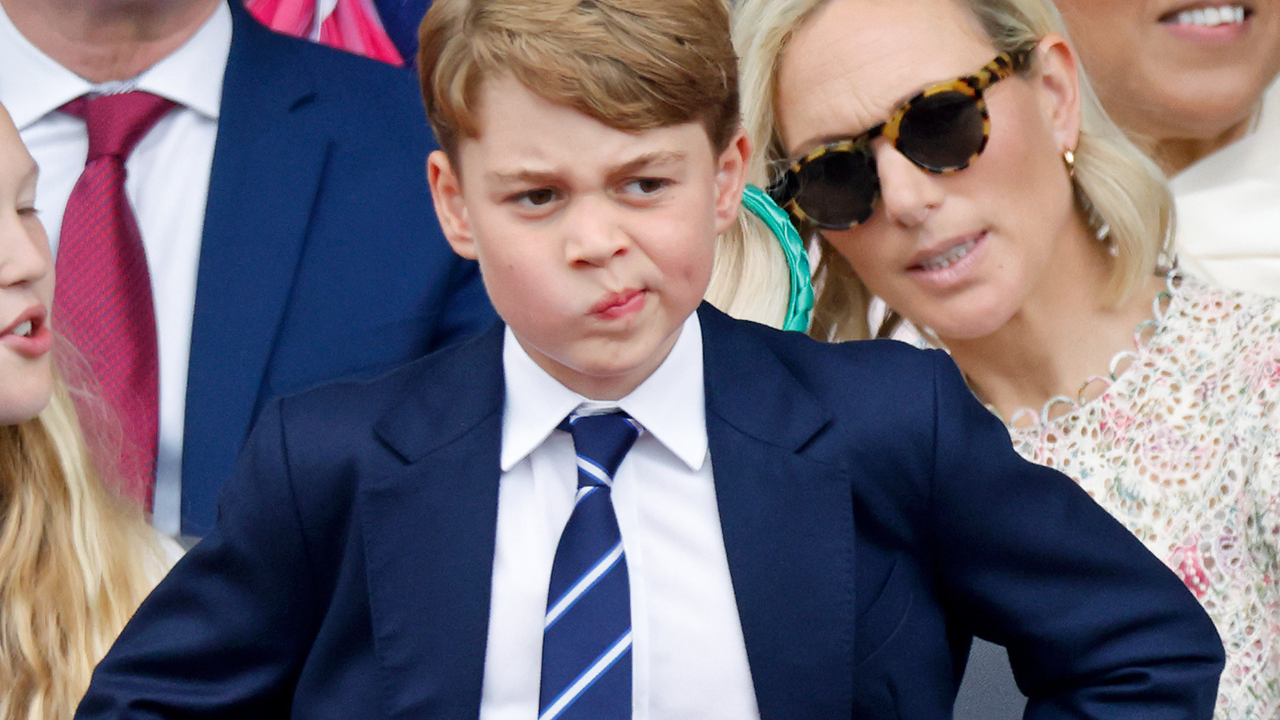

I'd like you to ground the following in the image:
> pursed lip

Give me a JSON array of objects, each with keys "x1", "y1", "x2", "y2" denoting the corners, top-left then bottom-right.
[
  {"x1": 906, "y1": 231, "x2": 985, "y2": 271},
  {"x1": 590, "y1": 287, "x2": 647, "y2": 319}
]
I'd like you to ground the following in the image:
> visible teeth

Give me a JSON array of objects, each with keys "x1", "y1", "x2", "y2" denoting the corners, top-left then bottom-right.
[
  {"x1": 13, "y1": 320, "x2": 31, "y2": 337},
  {"x1": 1176, "y1": 5, "x2": 1246, "y2": 26},
  {"x1": 921, "y1": 239, "x2": 977, "y2": 271}
]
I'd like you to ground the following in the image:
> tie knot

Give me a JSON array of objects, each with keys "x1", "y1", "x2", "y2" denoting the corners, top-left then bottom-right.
[
  {"x1": 61, "y1": 91, "x2": 177, "y2": 161},
  {"x1": 562, "y1": 411, "x2": 640, "y2": 486}
]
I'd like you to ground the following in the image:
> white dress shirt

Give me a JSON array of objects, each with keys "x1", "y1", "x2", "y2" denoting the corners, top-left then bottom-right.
[
  {"x1": 480, "y1": 316, "x2": 761, "y2": 720},
  {"x1": 0, "y1": 2, "x2": 231, "y2": 535},
  {"x1": 1172, "y1": 81, "x2": 1280, "y2": 298}
]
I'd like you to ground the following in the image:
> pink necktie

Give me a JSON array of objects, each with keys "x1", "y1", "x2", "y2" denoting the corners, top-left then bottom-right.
[{"x1": 56, "y1": 91, "x2": 175, "y2": 510}]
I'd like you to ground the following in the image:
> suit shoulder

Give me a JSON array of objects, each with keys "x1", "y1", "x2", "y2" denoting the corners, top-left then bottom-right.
[
  {"x1": 238, "y1": 18, "x2": 428, "y2": 126},
  {"x1": 278, "y1": 334, "x2": 478, "y2": 422},
  {"x1": 703, "y1": 310, "x2": 953, "y2": 425},
  {"x1": 275, "y1": 325, "x2": 504, "y2": 456},
  {"x1": 739, "y1": 318, "x2": 945, "y2": 382},
  {"x1": 289, "y1": 38, "x2": 420, "y2": 96}
]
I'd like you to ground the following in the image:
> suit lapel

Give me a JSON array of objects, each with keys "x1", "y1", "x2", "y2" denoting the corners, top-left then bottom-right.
[
  {"x1": 361, "y1": 324, "x2": 506, "y2": 719},
  {"x1": 699, "y1": 306, "x2": 856, "y2": 720},
  {"x1": 182, "y1": 4, "x2": 330, "y2": 530}
]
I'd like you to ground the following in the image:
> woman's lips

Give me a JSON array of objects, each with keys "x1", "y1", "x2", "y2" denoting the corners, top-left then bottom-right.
[
  {"x1": 1, "y1": 305, "x2": 52, "y2": 359},
  {"x1": 591, "y1": 288, "x2": 647, "y2": 320},
  {"x1": 909, "y1": 232, "x2": 984, "y2": 272},
  {"x1": 905, "y1": 231, "x2": 987, "y2": 289}
]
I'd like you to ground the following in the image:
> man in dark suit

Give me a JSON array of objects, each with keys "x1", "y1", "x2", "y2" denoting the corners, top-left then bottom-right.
[
  {"x1": 75, "y1": 1, "x2": 1221, "y2": 717},
  {"x1": 0, "y1": 0, "x2": 493, "y2": 538}
]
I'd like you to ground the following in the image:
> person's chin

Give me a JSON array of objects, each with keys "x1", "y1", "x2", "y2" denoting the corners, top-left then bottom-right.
[
  {"x1": 0, "y1": 384, "x2": 53, "y2": 426},
  {"x1": 915, "y1": 302, "x2": 1015, "y2": 344}
]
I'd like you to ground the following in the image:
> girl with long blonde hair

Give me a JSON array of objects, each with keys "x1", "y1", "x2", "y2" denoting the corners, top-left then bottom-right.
[{"x1": 0, "y1": 101, "x2": 172, "y2": 720}]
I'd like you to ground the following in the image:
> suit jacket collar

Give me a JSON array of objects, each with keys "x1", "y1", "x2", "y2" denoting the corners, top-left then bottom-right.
[
  {"x1": 699, "y1": 304, "x2": 830, "y2": 449},
  {"x1": 363, "y1": 307, "x2": 854, "y2": 719},
  {"x1": 373, "y1": 321, "x2": 507, "y2": 463},
  {"x1": 370, "y1": 306, "x2": 831, "y2": 461}
]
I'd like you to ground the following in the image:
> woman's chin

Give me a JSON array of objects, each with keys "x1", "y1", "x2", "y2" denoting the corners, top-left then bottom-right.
[{"x1": 899, "y1": 303, "x2": 1013, "y2": 345}]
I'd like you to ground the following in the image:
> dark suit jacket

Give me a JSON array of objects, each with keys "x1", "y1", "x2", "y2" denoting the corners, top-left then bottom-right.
[
  {"x1": 77, "y1": 306, "x2": 1223, "y2": 719},
  {"x1": 179, "y1": 1, "x2": 494, "y2": 535}
]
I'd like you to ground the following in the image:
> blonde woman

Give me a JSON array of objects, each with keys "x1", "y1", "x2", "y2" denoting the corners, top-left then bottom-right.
[
  {"x1": 0, "y1": 101, "x2": 173, "y2": 720},
  {"x1": 716, "y1": 0, "x2": 1280, "y2": 716}
]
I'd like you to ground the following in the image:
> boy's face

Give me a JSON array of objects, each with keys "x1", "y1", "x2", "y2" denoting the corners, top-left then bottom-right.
[{"x1": 429, "y1": 76, "x2": 748, "y2": 400}]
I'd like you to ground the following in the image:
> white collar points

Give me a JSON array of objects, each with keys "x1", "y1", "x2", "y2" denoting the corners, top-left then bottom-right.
[{"x1": 500, "y1": 315, "x2": 708, "y2": 472}]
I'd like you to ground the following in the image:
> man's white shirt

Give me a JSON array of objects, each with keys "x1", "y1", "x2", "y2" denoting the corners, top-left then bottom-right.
[{"x1": 0, "y1": 1, "x2": 232, "y2": 535}]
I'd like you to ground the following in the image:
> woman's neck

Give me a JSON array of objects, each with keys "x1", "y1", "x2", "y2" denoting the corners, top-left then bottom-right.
[
  {"x1": 941, "y1": 237, "x2": 1164, "y2": 423},
  {"x1": 1146, "y1": 113, "x2": 1256, "y2": 177}
]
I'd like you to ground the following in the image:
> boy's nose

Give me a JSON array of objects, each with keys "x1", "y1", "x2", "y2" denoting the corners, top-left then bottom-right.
[
  {"x1": 564, "y1": 197, "x2": 630, "y2": 266},
  {"x1": 873, "y1": 141, "x2": 944, "y2": 228}
]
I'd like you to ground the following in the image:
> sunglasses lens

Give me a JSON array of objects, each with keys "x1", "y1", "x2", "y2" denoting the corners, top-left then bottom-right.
[
  {"x1": 897, "y1": 90, "x2": 986, "y2": 171},
  {"x1": 793, "y1": 149, "x2": 878, "y2": 229}
]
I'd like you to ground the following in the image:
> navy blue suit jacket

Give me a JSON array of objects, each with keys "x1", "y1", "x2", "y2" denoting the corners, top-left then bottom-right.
[
  {"x1": 179, "y1": 2, "x2": 494, "y2": 535},
  {"x1": 77, "y1": 307, "x2": 1222, "y2": 719}
]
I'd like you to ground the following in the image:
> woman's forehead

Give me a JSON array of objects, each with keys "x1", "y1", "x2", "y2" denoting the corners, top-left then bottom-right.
[{"x1": 776, "y1": 0, "x2": 994, "y2": 154}]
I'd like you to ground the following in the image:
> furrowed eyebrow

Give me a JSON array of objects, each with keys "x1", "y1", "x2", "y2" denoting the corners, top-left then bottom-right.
[
  {"x1": 486, "y1": 151, "x2": 688, "y2": 187},
  {"x1": 611, "y1": 151, "x2": 687, "y2": 176},
  {"x1": 487, "y1": 169, "x2": 559, "y2": 186}
]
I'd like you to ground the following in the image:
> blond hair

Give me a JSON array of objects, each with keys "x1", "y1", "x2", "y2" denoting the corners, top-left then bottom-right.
[
  {"x1": 418, "y1": 0, "x2": 739, "y2": 160},
  {"x1": 0, "y1": 370, "x2": 171, "y2": 720},
  {"x1": 722, "y1": 0, "x2": 1174, "y2": 339}
]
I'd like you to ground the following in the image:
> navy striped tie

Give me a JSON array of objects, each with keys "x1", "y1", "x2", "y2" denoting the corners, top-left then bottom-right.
[{"x1": 539, "y1": 411, "x2": 640, "y2": 720}]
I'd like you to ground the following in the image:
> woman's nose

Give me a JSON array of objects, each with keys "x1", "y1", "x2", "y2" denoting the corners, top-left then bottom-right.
[{"x1": 873, "y1": 140, "x2": 945, "y2": 227}]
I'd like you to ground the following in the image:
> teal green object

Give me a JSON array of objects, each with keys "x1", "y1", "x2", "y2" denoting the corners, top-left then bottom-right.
[{"x1": 741, "y1": 184, "x2": 814, "y2": 332}]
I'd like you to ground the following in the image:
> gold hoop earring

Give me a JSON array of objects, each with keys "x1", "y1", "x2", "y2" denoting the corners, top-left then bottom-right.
[{"x1": 1062, "y1": 148, "x2": 1076, "y2": 177}]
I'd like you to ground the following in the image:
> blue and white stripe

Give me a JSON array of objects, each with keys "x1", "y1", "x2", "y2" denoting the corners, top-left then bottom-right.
[
  {"x1": 577, "y1": 455, "x2": 613, "y2": 487},
  {"x1": 540, "y1": 411, "x2": 640, "y2": 720},
  {"x1": 544, "y1": 541, "x2": 625, "y2": 629},
  {"x1": 538, "y1": 631, "x2": 634, "y2": 720}
]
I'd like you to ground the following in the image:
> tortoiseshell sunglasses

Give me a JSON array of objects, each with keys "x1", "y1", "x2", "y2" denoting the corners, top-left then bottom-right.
[{"x1": 769, "y1": 49, "x2": 1033, "y2": 230}]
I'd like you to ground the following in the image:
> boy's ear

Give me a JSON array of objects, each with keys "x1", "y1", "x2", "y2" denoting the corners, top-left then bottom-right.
[
  {"x1": 1034, "y1": 34, "x2": 1082, "y2": 154},
  {"x1": 427, "y1": 150, "x2": 477, "y2": 260},
  {"x1": 713, "y1": 128, "x2": 751, "y2": 235}
]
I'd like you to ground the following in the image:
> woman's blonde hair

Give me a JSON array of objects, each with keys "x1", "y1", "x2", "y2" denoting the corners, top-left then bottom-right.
[
  {"x1": 0, "y1": 368, "x2": 171, "y2": 720},
  {"x1": 713, "y1": 0, "x2": 1174, "y2": 339}
]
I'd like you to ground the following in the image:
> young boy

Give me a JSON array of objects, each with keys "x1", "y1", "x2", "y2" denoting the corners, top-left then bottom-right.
[{"x1": 75, "y1": 1, "x2": 1222, "y2": 718}]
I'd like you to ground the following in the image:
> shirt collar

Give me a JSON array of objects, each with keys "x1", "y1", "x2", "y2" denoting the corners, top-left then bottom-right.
[
  {"x1": 0, "y1": 0, "x2": 230, "y2": 129},
  {"x1": 133, "y1": 2, "x2": 230, "y2": 120},
  {"x1": 500, "y1": 314, "x2": 708, "y2": 472}
]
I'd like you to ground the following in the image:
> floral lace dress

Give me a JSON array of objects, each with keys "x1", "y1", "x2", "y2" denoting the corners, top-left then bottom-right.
[{"x1": 1005, "y1": 276, "x2": 1280, "y2": 720}]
